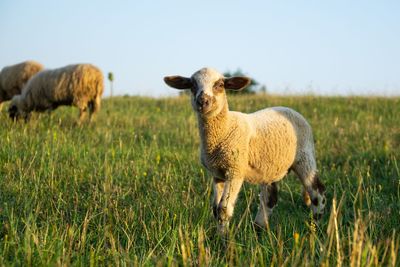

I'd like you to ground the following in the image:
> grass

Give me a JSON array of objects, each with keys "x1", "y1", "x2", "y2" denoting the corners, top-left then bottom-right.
[{"x1": 0, "y1": 94, "x2": 399, "y2": 266}]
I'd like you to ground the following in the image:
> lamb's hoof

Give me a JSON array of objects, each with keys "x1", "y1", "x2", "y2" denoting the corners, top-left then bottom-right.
[
  {"x1": 217, "y1": 221, "x2": 229, "y2": 236},
  {"x1": 217, "y1": 206, "x2": 229, "y2": 223},
  {"x1": 216, "y1": 205, "x2": 231, "y2": 236},
  {"x1": 311, "y1": 206, "x2": 325, "y2": 220},
  {"x1": 212, "y1": 205, "x2": 218, "y2": 219},
  {"x1": 253, "y1": 222, "x2": 267, "y2": 235},
  {"x1": 313, "y1": 212, "x2": 324, "y2": 220}
]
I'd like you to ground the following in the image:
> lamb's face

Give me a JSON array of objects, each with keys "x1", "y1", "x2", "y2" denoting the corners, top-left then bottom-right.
[
  {"x1": 8, "y1": 95, "x2": 28, "y2": 121},
  {"x1": 189, "y1": 68, "x2": 226, "y2": 116},
  {"x1": 164, "y1": 67, "x2": 251, "y2": 117}
]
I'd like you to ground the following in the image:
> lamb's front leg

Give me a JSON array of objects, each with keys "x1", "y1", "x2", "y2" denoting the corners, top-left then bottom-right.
[
  {"x1": 217, "y1": 177, "x2": 244, "y2": 234},
  {"x1": 212, "y1": 177, "x2": 225, "y2": 219}
]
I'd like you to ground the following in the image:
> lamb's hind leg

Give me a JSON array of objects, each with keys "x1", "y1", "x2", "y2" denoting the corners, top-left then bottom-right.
[
  {"x1": 293, "y1": 156, "x2": 326, "y2": 218},
  {"x1": 254, "y1": 182, "x2": 278, "y2": 228},
  {"x1": 88, "y1": 95, "x2": 101, "y2": 122},
  {"x1": 78, "y1": 107, "x2": 88, "y2": 125}
]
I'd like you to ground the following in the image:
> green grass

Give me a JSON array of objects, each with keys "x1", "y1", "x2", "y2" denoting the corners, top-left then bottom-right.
[{"x1": 0, "y1": 95, "x2": 399, "y2": 266}]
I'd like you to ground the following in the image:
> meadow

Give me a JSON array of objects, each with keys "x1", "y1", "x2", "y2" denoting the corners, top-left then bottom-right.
[{"x1": 0, "y1": 94, "x2": 399, "y2": 266}]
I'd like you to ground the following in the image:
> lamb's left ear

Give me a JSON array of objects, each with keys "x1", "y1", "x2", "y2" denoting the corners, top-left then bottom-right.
[
  {"x1": 224, "y1": 77, "x2": 251, "y2": 91},
  {"x1": 164, "y1": 76, "x2": 193, "y2": 90}
]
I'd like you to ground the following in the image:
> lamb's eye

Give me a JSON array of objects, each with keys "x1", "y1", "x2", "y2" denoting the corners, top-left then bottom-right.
[{"x1": 213, "y1": 80, "x2": 224, "y2": 91}]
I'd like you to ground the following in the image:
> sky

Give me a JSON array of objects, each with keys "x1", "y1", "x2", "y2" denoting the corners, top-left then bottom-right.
[{"x1": 1, "y1": 0, "x2": 399, "y2": 97}]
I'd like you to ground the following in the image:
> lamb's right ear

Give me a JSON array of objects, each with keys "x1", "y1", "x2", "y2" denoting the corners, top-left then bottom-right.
[{"x1": 164, "y1": 76, "x2": 192, "y2": 90}]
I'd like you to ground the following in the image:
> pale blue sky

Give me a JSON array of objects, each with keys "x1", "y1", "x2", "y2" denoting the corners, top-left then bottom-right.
[{"x1": 1, "y1": 1, "x2": 399, "y2": 96}]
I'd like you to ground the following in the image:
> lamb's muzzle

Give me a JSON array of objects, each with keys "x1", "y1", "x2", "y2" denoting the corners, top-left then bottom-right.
[{"x1": 196, "y1": 91, "x2": 213, "y2": 113}]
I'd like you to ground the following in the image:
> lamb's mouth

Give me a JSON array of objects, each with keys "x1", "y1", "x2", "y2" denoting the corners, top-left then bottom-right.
[
  {"x1": 196, "y1": 99, "x2": 216, "y2": 115},
  {"x1": 197, "y1": 105, "x2": 213, "y2": 115}
]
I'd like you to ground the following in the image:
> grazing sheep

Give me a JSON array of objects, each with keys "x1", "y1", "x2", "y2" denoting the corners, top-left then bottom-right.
[
  {"x1": 9, "y1": 64, "x2": 104, "y2": 123},
  {"x1": 164, "y1": 67, "x2": 326, "y2": 233},
  {"x1": 0, "y1": 61, "x2": 44, "y2": 106}
]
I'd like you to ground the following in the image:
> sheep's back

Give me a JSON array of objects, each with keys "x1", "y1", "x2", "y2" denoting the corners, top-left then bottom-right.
[{"x1": 23, "y1": 64, "x2": 103, "y2": 106}]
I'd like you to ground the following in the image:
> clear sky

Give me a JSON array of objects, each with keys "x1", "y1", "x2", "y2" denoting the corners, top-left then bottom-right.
[{"x1": 1, "y1": 0, "x2": 399, "y2": 97}]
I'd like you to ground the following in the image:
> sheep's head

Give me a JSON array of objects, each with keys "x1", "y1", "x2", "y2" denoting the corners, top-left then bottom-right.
[
  {"x1": 8, "y1": 95, "x2": 29, "y2": 122},
  {"x1": 164, "y1": 68, "x2": 251, "y2": 117}
]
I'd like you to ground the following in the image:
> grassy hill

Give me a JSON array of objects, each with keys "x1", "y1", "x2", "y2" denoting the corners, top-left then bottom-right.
[{"x1": 0, "y1": 95, "x2": 399, "y2": 265}]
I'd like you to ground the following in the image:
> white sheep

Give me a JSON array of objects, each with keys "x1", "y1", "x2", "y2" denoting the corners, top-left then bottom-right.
[
  {"x1": 0, "y1": 61, "x2": 44, "y2": 107},
  {"x1": 164, "y1": 67, "x2": 326, "y2": 233},
  {"x1": 8, "y1": 64, "x2": 104, "y2": 123}
]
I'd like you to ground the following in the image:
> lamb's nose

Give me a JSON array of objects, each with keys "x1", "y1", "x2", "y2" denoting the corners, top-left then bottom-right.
[
  {"x1": 197, "y1": 94, "x2": 210, "y2": 109},
  {"x1": 196, "y1": 94, "x2": 204, "y2": 106},
  {"x1": 202, "y1": 97, "x2": 210, "y2": 107}
]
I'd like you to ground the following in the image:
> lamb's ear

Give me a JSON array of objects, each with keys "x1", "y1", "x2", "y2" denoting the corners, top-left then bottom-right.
[
  {"x1": 224, "y1": 77, "x2": 251, "y2": 91},
  {"x1": 164, "y1": 76, "x2": 193, "y2": 90}
]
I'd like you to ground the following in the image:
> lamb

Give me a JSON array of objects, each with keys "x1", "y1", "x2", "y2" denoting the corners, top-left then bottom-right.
[
  {"x1": 0, "y1": 61, "x2": 44, "y2": 106},
  {"x1": 164, "y1": 67, "x2": 326, "y2": 233},
  {"x1": 8, "y1": 64, "x2": 104, "y2": 123}
]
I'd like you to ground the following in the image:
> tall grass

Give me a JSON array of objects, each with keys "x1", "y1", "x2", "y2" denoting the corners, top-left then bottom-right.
[{"x1": 0, "y1": 95, "x2": 399, "y2": 265}]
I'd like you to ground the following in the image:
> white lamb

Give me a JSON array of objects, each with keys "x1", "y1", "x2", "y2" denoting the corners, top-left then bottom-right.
[{"x1": 164, "y1": 67, "x2": 326, "y2": 233}]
